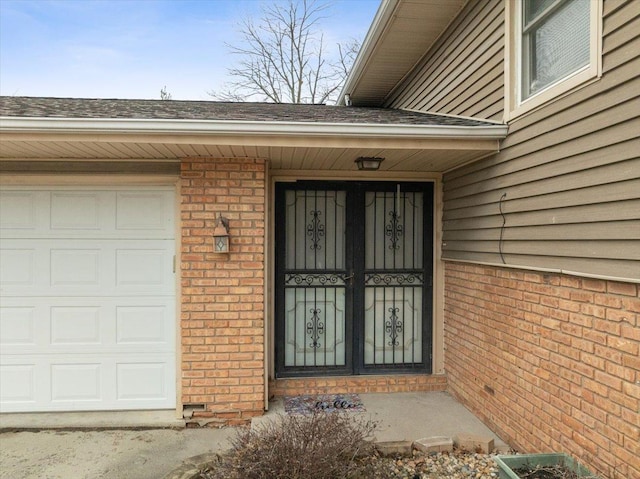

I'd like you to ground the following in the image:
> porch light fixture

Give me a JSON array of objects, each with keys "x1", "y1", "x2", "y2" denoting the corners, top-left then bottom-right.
[
  {"x1": 355, "y1": 157, "x2": 384, "y2": 171},
  {"x1": 213, "y1": 216, "x2": 230, "y2": 253}
]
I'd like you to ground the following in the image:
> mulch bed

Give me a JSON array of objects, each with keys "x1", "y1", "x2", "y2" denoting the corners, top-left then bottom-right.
[
  {"x1": 284, "y1": 393, "x2": 365, "y2": 415},
  {"x1": 514, "y1": 465, "x2": 592, "y2": 479}
]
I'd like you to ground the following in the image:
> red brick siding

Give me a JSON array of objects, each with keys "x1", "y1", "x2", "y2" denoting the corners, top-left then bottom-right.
[
  {"x1": 180, "y1": 158, "x2": 265, "y2": 424},
  {"x1": 271, "y1": 374, "x2": 447, "y2": 397},
  {"x1": 444, "y1": 262, "x2": 639, "y2": 479}
]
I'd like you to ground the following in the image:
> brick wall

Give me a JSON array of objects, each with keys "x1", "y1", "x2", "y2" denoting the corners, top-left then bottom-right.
[
  {"x1": 444, "y1": 262, "x2": 639, "y2": 479},
  {"x1": 180, "y1": 158, "x2": 266, "y2": 425},
  {"x1": 271, "y1": 374, "x2": 447, "y2": 397}
]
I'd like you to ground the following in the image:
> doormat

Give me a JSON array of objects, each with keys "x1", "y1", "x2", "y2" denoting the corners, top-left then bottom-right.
[{"x1": 284, "y1": 394, "x2": 365, "y2": 415}]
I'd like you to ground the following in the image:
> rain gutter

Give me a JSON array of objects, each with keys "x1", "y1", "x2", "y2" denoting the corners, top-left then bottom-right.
[{"x1": 0, "y1": 117, "x2": 508, "y2": 140}]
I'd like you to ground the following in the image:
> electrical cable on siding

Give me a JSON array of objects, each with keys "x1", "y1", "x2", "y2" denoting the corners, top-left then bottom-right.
[{"x1": 499, "y1": 193, "x2": 507, "y2": 264}]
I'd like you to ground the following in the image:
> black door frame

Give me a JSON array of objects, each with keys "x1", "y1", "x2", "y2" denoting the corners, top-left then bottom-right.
[{"x1": 275, "y1": 180, "x2": 434, "y2": 378}]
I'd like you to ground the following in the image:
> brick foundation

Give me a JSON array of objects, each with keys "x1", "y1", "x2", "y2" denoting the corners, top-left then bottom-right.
[
  {"x1": 270, "y1": 374, "x2": 447, "y2": 397},
  {"x1": 444, "y1": 262, "x2": 639, "y2": 479},
  {"x1": 180, "y1": 158, "x2": 266, "y2": 424}
]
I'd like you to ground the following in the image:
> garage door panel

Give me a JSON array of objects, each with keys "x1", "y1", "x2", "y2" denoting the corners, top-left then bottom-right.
[
  {"x1": 116, "y1": 305, "x2": 170, "y2": 344},
  {"x1": 116, "y1": 362, "x2": 169, "y2": 401},
  {"x1": 116, "y1": 248, "x2": 169, "y2": 289},
  {"x1": 1, "y1": 300, "x2": 108, "y2": 354},
  {"x1": 1, "y1": 298, "x2": 175, "y2": 355},
  {"x1": 0, "y1": 190, "x2": 39, "y2": 230},
  {"x1": 51, "y1": 363, "x2": 102, "y2": 402},
  {"x1": 51, "y1": 248, "x2": 102, "y2": 286},
  {"x1": 0, "y1": 188, "x2": 174, "y2": 239},
  {"x1": 0, "y1": 186, "x2": 176, "y2": 413},
  {"x1": 0, "y1": 363, "x2": 36, "y2": 404},
  {"x1": 1, "y1": 304, "x2": 49, "y2": 351},
  {"x1": 116, "y1": 191, "x2": 172, "y2": 231},
  {"x1": 50, "y1": 306, "x2": 102, "y2": 345},
  {"x1": 0, "y1": 306, "x2": 36, "y2": 346},
  {"x1": 1, "y1": 241, "x2": 106, "y2": 294},
  {"x1": 0, "y1": 248, "x2": 37, "y2": 287},
  {"x1": 1, "y1": 353, "x2": 175, "y2": 412},
  {"x1": 50, "y1": 192, "x2": 103, "y2": 231},
  {"x1": 1, "y1": 240, "x2": 175, "y2": 296}
]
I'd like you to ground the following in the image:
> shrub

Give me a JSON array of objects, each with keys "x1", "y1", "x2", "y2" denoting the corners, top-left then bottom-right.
[{"x1": 203, "y1": 412, "x2": 377, "y2": 479}]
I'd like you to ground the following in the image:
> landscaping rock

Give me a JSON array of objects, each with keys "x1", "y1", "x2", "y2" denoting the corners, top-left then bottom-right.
[
  {"x1": 455, "y1": 433, "x2": 495, "y2": 453},
  {"x1": 375, "y1": 440, "x2": 414, "y2": 456},
  {"x1": 413, "y1": 436, "x2": 454, "y2": 453}
]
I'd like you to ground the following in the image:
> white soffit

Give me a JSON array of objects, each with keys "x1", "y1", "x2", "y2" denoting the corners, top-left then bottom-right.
[
  {"x1": 0, "y1": 116, "x2": 507, "y2": 172},
  {"x1": 340, "y1": 0, "x2": 466, "y2": 106}
]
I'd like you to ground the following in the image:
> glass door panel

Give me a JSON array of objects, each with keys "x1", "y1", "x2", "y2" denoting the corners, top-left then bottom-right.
[
  {"x1": 365, "y1": 191, "x2": 424, "y2": 270},
  {"x1": 284, "y1": 285, "x2": 346, "y2": 367},
  {"x1": 285, "y1": 190, "x2": 345, "y2": 270},
  {"x1": 363, "y1": 284, "x2": 423, "y2": 365},
  {"x1": 363, "y1": 190, "x2": 424, "y2": 366},
  {"x1": 282, "y1": 190, "x2": 348, "y2": 369}
]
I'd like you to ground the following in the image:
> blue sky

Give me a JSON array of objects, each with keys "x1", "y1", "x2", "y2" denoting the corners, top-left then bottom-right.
[{"x1": 0, "y1": 0, "x2": 379, "y2": 100}]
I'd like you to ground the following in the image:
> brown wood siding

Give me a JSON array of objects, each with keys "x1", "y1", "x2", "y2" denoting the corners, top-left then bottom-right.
[
  {"x1": 439, "y1": 0, "x2": 640, "y2": 281},
  {"x1": 385, "y1": 0, "x2": 505, "y2": 122}
]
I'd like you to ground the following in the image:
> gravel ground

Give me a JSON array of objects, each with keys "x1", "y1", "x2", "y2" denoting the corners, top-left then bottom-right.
[
  {"x1": 353, "y1": 449, "x2": 501, "y2": 479},
  {"x1": 199, "y1": 448, "x2": 503, "y2": 479}
]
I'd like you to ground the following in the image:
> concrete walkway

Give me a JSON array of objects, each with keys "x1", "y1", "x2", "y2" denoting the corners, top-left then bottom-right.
[
  {"x1": 256, "y1": 391, "x2": 508, "y2": 446},
  {"x1": 0, "y1": 391, "x2": 508, "y2": 479}
]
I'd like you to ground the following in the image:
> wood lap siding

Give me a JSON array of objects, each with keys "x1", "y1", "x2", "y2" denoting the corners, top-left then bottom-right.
[
  {"x1": 387, "y1": 0, "x2": 639, "y2": 281},
  {"x1": 453, "y1": 1, "x2": 634, "y2": 278},
  {"x1": 385, "y1": 0, "x2": 505, "y2": 122}
]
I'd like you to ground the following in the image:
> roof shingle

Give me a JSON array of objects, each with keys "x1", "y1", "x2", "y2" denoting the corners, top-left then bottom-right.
[{"x1": 0, "y1": 96, "x2": 494, "y2": 127}]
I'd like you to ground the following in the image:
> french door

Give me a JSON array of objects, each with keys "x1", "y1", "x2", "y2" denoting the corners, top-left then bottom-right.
[{"x1": 275, "y1": 181, "x2": 433, "y2": 377}]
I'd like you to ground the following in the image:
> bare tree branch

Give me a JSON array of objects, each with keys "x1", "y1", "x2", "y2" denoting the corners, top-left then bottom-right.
[
  {"x1": 160, "y1": 86, "x2": 172, "y2": 100},
  {"x1": 209, "y1": 0, "x2": 359, "y2": 104}
]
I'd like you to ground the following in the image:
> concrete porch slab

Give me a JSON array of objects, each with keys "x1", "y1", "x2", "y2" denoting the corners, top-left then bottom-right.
[{"x1": 254, "y1": 391, "x2": 508, "y2": 449}]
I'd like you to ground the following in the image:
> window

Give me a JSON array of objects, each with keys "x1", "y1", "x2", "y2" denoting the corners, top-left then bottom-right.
[{"x1": 506, "y1": 0, "x2": 601, "y2": 119}]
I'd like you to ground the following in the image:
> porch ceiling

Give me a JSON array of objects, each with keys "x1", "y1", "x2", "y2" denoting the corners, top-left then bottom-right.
[
  {"x1": 0, "y1": 135, "x2": 499, "y2": 173},
  {"x1": 0, "y1": 97, "x2": 506, "y2": 173}
]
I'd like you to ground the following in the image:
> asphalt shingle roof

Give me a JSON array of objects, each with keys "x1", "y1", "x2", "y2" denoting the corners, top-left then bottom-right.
[{"x1": 0, "y1": 96, "x2": 494, "y2": 127}]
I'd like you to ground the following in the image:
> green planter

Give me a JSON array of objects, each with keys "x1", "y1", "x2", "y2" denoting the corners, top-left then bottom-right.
[{"x1": 495, "y1": 453, "x2": 598, "y2": 479}]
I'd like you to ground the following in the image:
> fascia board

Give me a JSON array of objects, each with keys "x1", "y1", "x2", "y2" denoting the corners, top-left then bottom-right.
[{"x1": 0, "y1": 117, "x2": 508, "y2": 140}]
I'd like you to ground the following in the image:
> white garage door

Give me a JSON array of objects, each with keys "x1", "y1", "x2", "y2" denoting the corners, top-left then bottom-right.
[{"x1": 0, "y1": 186, "x2": 176, "y2": 412}]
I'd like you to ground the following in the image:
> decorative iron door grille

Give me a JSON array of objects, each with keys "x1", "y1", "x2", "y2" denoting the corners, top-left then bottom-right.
[{"x1": 275, "y1": 182, "x2": 433, "y2": 377}]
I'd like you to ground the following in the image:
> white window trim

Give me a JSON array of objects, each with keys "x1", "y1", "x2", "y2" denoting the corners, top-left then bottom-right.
[{"x1": 504, "y1": 0, "x2": 602, "y2": 122}]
